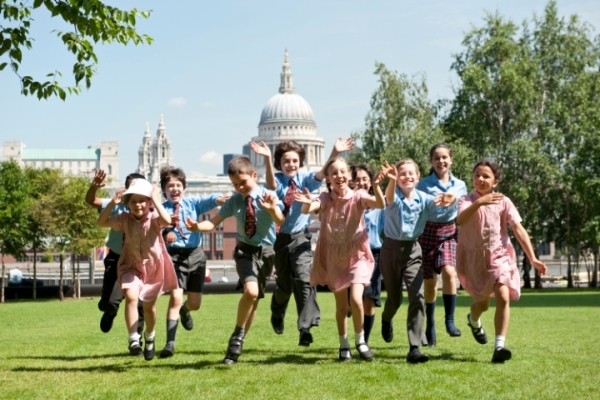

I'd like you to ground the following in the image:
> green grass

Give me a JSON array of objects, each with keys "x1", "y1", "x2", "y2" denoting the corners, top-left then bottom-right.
[{"x1": 0, "y1": 289, "x2": 598, "y2": 399}]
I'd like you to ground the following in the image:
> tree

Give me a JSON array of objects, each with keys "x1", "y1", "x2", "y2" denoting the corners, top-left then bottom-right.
[
  {"x1": 0, "y1": 0, "x2": 152, "y2": 100},
  {"x1": 353, "y1": 62, "x2": 473, "y2": 181},
  {"x1": 0, "y1": 160, "x2": 30, "y2": 303}
]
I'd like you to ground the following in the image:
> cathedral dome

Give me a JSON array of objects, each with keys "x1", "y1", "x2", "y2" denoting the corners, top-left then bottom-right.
[{"x1": 259, "y1": 92, "x2": 315, "y2": 125}]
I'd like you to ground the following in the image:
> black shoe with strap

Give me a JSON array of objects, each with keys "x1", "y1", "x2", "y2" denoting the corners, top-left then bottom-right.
[
  {"x1": 356, "y1": 342, "x2": 373, "y2": 361},
  {"x1": 144, "y1": 338, "x2": 155, "y2": 361},
  {"x1": 467, "y1": 314, "x2": 488, "y2": 344},
  {"x1": 492, "y1": 347, "x2": 512, "y2": 363}
]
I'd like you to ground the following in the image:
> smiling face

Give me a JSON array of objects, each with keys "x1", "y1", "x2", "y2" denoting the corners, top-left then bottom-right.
[
  {"x1": 280, "y1": 151, "x2": 301, "y2": 178},
  {"x1": 353, "y1": 169, "x2": 372, "y2": 193},
  {"x1": 127, "y1": 194, "x2": 151, "y2": 219},
  {"x1": 396, "y1": 162, "x2": 420, "y2": 194},
  {"x1": 431, "y1": 147, "x2": 453, "y2": 178},
  {"x1": 326, "y1": 160, "x2": 351, "y2": 195},
  {"x1": 164, "y1": 177, "x2": 185, "y2": 202},
  {"x1": 472, "y1": 165, "x2": 498, "y2": 196},
  {"x1": 229, "y1": 172, "x2": 258, "y2": 197}
]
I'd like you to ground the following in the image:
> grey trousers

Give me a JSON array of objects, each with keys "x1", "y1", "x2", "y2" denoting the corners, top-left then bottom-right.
[
  {"x1": 271, "y1": 231, "x2": 321, "y2": 330},
  {"x1": 380, "y1": 238, "x2": 425, "y2": 347}
]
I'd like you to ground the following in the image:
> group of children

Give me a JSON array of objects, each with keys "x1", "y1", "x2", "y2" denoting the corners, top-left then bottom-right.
[{"x1": 88, "y1": 139, "x2": 547, "y2": 365}]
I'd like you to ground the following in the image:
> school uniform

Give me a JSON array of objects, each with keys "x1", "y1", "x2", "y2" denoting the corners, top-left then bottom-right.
[
  {"x1": 380, "y1": 188, "x2": 437, "y2": 347},
  {"x1": 219, "y1": 186, "x2": 283, "y2": 299},
  {"x1": 163, "y1": 194, "x2": 222, "y2": 293},
  {"x1": 271, "y1": 171, "x2": 322, "y2": 331}
]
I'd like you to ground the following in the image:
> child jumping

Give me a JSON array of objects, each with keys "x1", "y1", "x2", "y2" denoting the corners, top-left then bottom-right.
[
  {"x1": 186, "y1": 156, "x2": 284, "y2": 365},
  {"x1": 379, "y1": 159, "x2": 455, "y2": 364},
  {"x1": 456, "y1": 159, "x2": 547, "y2": 363},
  {"x1": 295, "y1": 157, "x2": 384, "y2": 361},
  {"x1": 249, "y1": 137, "x2": 354, "y2": 347},
  {"x1": 97, "y1": 178, "x2": 178, "y2": 361},
  {"x1": 351, "y1": 163, "x2": 385, "y2": 344},
  {"x1": 416, "y1": 143, "x2": 467, "y2": 346}
]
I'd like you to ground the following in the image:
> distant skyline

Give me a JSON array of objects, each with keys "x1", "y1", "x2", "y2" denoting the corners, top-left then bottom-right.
[{"x1": 1, "y1": 0, "x2": 599, "y2": 182}]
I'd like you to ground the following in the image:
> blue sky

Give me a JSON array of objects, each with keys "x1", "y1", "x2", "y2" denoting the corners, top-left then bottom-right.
[{"x1": 1, "y1": 0, "x2": 599, "y2": 181}]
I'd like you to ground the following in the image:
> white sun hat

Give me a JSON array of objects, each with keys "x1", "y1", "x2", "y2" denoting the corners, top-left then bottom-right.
[{"x1": 121, "y1": 178, "x2": 153, "y2": 204}]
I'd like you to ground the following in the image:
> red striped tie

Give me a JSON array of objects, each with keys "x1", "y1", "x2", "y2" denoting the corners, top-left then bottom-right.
[
  {"x1": 245, "y1": 196, "x2": 256, "y2": 238},
  {"x1": 283, "y1": 180, "x2": 296, "y2": 217}
]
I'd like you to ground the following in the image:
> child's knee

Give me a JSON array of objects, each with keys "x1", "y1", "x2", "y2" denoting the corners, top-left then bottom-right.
[{"x1": 243, "y1": 282, "x2": 260, "y2": 300}]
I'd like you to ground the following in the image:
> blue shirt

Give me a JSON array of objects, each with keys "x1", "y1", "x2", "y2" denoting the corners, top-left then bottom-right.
[
  {"x1": 274, "y1": 171, "x2": 323, "y2": 234},
  {"x1": 100, "y1": 198, "x2": 129, "y2": 254},
  {"x1": 163, "y1": 193, "x2": 222, "y2": 249},
  {"x1": 416, "y1": 173, "x2": 467, "y2": 223},
  {"x1": 219, "y1": 186, "x2": 284, "y2": 247},
  {"x1": 365, "y1": 208, "x2": 385, "y2": 249},
  {"x1": 384, "y1": 188, "x2": 437, "y2": 241}
]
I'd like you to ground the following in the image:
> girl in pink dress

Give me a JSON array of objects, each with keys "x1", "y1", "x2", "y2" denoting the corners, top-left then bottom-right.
[
  {"x1": 456, "y1": 160, "x2": 547, "y2": 363},
  {"x1": 98, "y1": 178, "x2": 178, "y2": 361},
  {"x1": 294, "y1": 157, "x2": 385, "y2": 362}
]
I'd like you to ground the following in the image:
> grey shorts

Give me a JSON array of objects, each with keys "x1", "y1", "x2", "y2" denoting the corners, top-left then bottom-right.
[
  {"x1": 167, "y1": 246, "x2": 207, "y2": 293},
  {"x1": 234, "y1": 242, "x2": 274, "y2": 299}
]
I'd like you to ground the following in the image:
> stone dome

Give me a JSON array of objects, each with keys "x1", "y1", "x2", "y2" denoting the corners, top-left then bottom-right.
[{"x1": 259, "y1": 92, "x2": 315, "y2": 125}]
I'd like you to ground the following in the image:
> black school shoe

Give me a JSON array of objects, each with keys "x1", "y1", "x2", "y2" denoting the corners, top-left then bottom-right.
[
  {"x1": 356, "y1": 342, "x2": 374, "y2": 361},
  {"x1": 491, "y1": 347, "x2": 512, "y2": 363},
  {"x1": 381, "y1": 319, "x2": 394, "y2": 343},
  {"x1": 159, "y1": 341, "x2": 175, "y2": 359},
  {"x1": 100, "y1": 311, "x2": 117, "y2": 333},
  {"x1": 298, "y1": 328, "x2": 313, "y2": 346},
  {"x1": 128, "y1": 340, "x2": 142, "y2": 356},
  {"x1": 223, "y1": 335, "x2": 244, "y2": 365},
  {"x1": 467, "y1": 314, "x2": 488, "y2": 344},
  {"x1": 338, "y1": 347, "x2": 352, "y2": 362},
  {"x1": 144, "y1": 339, "x2": 155, "y2": 361},
  {"x1": 445, "y1": 318, "x2": 462, "y2": 337},
  {"x1": 406, "y1": 348, "x2": 430, "y2": 364},
  {"x1": 179, "y1": 306, "x2": 194, "y2": 331},
  {"x1": 270, "y1": 315, "x2": 284, "y2": 335}
]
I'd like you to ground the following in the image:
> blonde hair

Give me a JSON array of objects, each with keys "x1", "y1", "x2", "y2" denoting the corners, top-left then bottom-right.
[
  {"x1": 395, "y1": 158, "x2": 420, "y2": 177},
  {"x1": 323, "y1": 157, "x2": 349, "y2": 192}
]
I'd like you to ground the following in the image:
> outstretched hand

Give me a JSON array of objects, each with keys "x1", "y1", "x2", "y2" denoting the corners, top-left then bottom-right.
[
  {"x1": 250, "y1": 141, "x2": 272, "y2": 159},
  {"x1": 92, "y1": 169, "x2": 106, "y2": 188},
  {"x1": 477, "y1": 192, "x2": 504, "y2": 206},
  {"x1": 258, "y1": 193, "x2": 278, "y2": 211},
  {"x1": 185, "y1": 216, "x2": 199, "y2": 232},
  {"x1": 333, "y1": 137, "x2": 355, "y2": 154},
  {"x1": 373, "y1": 170, "x2": 385, "y2": 186},
  {"x1": 434, "y1": 193, "x2": 456, "y2": 207},
  {"x1": 380, "y1": 161, "x2": 396, "y2": 180},
  {"x1": 294, "y1": 187, "x2": 313, "y2": 204}
]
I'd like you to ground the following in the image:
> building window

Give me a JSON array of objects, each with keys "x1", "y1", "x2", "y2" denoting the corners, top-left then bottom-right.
[
  {"x1": 162, "y1": 147, "x2": 165, "y2": 158},
  {"x1": 216, "y1": 252, "x2": 223, "y2": 260},
  {"x1": 108, "y1": 164, "x2": 112, "y2": 175},
  {"x1": 216, "y1": 233, "x2": 223, "y2": 249},
  {"x1": 202, "y1": 233, "x2": 211, "y2": 250}
]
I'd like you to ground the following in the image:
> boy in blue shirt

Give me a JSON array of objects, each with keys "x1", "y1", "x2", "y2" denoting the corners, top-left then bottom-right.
[
  {"x1": 159, "y1": 167, "x2": 227, "y2": 358},
  {"x1": 85, "y1": 169, "x2": 145, "y2": 336},
  {"x1": 186, "y1": 156, "x2": 284, "y2": 364},
  {"x1": 250, "y1": 138, "x2": 354, "y2": 346}
]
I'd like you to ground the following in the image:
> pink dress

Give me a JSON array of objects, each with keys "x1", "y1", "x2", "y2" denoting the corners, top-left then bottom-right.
[
  {"x1": 456, "y1": 192, "x2": 522, "y2": 302},
  {"x1": 311, "y1": 189, "x2": 374, "y2": 292},
  {"x1": 107, "y1": 210, "x2": 178, "y2": 302}
]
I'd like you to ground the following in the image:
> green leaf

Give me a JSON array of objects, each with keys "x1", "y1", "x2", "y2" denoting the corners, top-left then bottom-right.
[{"x1": 0, "y1": 62, "x2": 7, "y2": 71}]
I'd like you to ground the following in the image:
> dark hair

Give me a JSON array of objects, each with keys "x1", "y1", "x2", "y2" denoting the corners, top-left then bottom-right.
[
  {"x1": 160, "y1": 167, "x2": 187, "y2": 192},
  {"x1": 273, "y1": 140, "x2": 306, "y2": 171},
  {"x1": 324, "y1": 157, "x2": 348, "y2": 192},
  {"x1": 473, "y1": 159, "x2": 502, "y2": 182},
  {"x1": 351, "y1": 163, "x2": 375, "y2": 195},
  {"x1": 428, "y1": 143, "x2": 452, "y2": 176},
  {"x1": 125, "y1": 172, "x2": 145, "y2": 189},
  {"x1": 228, "y1": 156, "x2": 255, "y2": 176}
]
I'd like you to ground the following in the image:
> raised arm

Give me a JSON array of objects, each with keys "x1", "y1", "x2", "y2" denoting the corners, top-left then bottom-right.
[
  {"x1": 380, "y1": 162, "x2": 397, "y2": 205},
  {"x1": 315, "y1": 137, "x2": 355, "y2": 181},
  {"x1": 186, "y1": 214, "x2": 226, "y2": 233},
  {"x1": 151, "y1": 185, "x2": 171, "y2": 227},
  {"x1": 456, "y1": 193, "x2": 504, "y2": 226},
  {"x1": 250, "y1": 141, "x2": 277, "y2": 190},
  {"x1": 294, "y1": 188, "x2": 321, "y2": 214},
  {"x1": 85, "y1": 169, "x2": 106, "y2": 209},
  {"x1": 97, "y1": 190, "x2": 121, "y2": 228},
  {"x1": 364, "y1": 171, "x2": 386, "y2": 209},
  {"x1": 512, "y1": 222, "x2": 548, "y2": 275}
]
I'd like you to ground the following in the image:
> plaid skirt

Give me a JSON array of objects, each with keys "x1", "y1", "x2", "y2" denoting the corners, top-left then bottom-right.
[{"x1": 417, "y1": 221, "x2": 457, "y2": 279}]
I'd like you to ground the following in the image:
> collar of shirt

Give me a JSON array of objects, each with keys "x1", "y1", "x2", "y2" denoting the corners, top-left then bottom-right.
[
  {"x1": 330, "y1": 188, "x2": 354, "y2": 200},
  {"x1": 396, "y1": 187, "x2": 422, "y2": 203},
  {"x1": 127, "y1": 209, "x2": 152, "y2": 223}
]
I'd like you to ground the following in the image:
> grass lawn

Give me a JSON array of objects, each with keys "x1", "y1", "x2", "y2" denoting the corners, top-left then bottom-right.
[{"x1": 0, "y1": 288, "x2": 598, "y2": 399}]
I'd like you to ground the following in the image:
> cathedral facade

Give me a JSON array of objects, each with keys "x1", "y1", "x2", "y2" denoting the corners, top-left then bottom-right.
[{"x1": 136, "y1": 115, "x2": 174, "y2": 185}]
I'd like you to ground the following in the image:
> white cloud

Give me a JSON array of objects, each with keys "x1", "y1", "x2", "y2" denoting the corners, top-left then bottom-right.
[
  {"x1": 198, "y1": 151, "x2": 222, "y2": 164},
  {"x1": 168, "y1": 97, "x2": 187, "y2": 106},
  {"x1": 201, "y1": 101, "x2": 214, "y2": 107}
]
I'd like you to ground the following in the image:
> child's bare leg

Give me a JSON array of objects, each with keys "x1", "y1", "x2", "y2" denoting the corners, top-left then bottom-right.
[
  {"x1": 167, "y1": 288, "x2": 184, "y2": 320},
  {"x1": 350, "y1": 284, "x2": 365, "y2": 334},
  {"x1": 333, "y1": 290, "x2": 349, "y2": 336},
  {"x1": 243, "y1": 299, "x2": 259, "y2": 335},
  {"x1": 143, "y1": 300, "x2": 157, "y2": 333},
  {"x1": 186, "y1": 291, "x2": 202, "y2": 311},
  {"x1": 237, "y1": 281, "x2": 259, "y2": 330},
  {"x1": 123, "y1": 288, "x2": 140, "y2": 334},
  {"x1": 470, "y1": 297, "x2": 490, "y2": 322},
  {"x1": 424, "y1": 276, "x2": 438, "y2": 303},
  {"x1": 493, "y1": 283, "x2": 510, "y2": 337}
]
